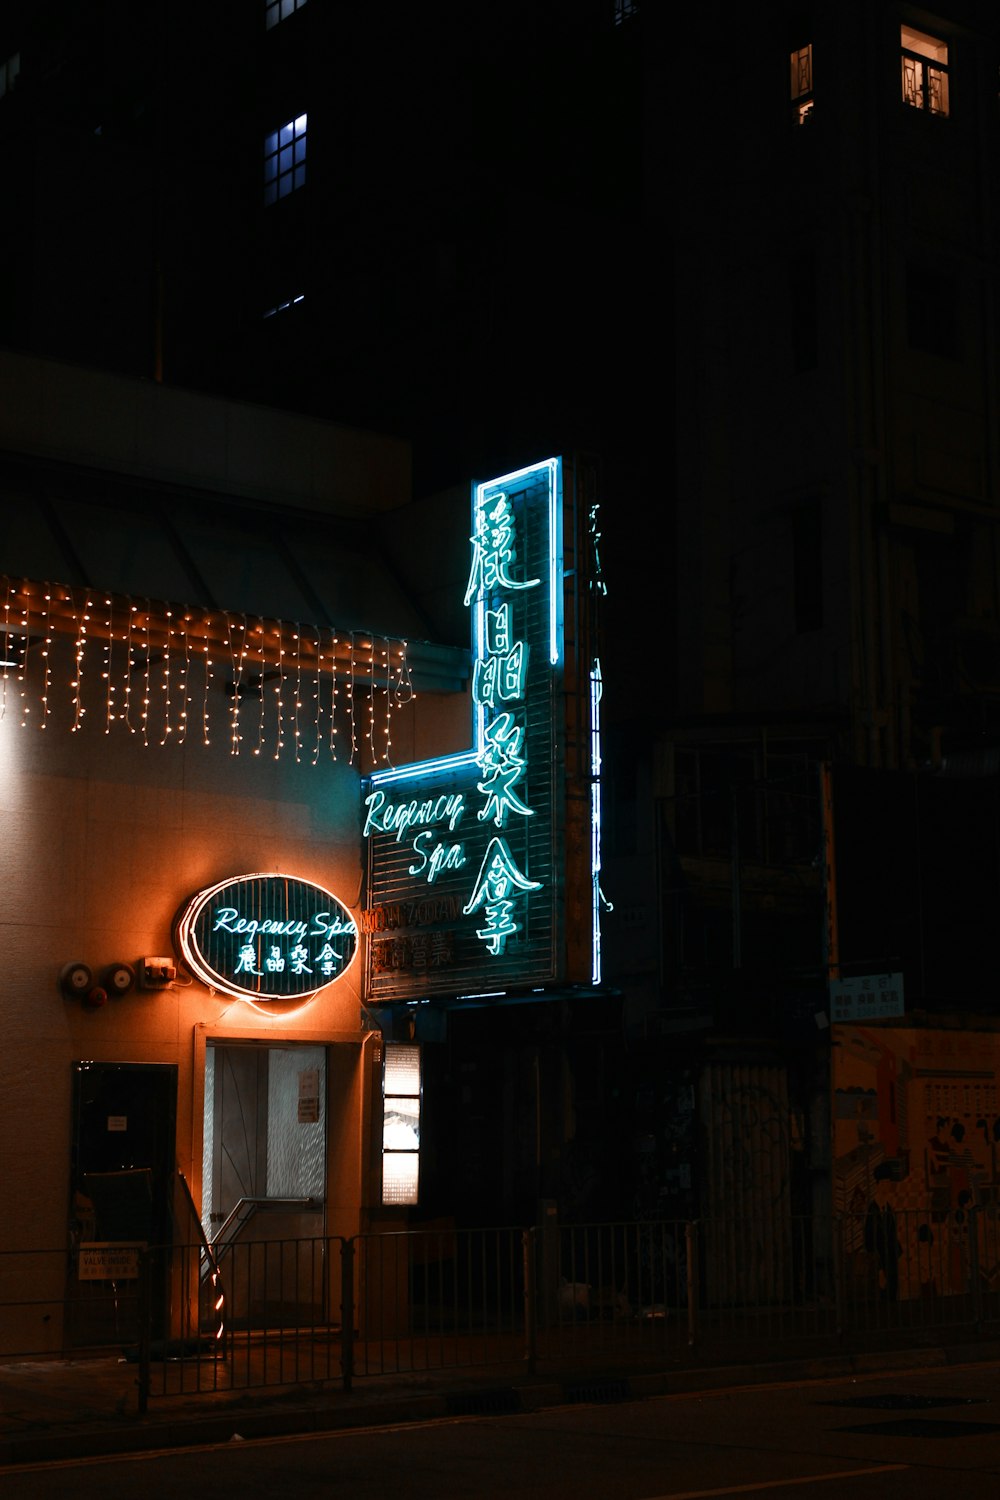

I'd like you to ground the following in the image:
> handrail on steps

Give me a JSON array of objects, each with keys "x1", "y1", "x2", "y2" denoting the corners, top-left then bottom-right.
[{"x1": 211, "y1": 1196, "x2": 320, "y2": 1267}]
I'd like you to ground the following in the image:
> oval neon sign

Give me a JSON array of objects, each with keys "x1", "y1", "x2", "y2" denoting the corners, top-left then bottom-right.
[{"x1": 175, "y1": 872, "x2": 358, "y2": 1005}]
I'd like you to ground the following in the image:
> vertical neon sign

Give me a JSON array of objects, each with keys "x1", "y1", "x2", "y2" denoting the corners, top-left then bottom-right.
[
  {"x1": 461, "y1": 479, "x2": 544, "y2": 954},
  {"x1": 364, "y1": 457, "x2": 592, "y2": 999}
]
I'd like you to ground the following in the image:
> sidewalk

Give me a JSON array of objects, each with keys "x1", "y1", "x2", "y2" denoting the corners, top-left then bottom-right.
[{"x1": 3, "y1": 1333, "x2": 1000, "y2": 1468}]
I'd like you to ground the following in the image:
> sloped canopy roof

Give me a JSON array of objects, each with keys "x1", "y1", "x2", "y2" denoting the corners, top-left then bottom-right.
[{"x1": 0, "y1": 352, "x2": 471, "y2": 693}]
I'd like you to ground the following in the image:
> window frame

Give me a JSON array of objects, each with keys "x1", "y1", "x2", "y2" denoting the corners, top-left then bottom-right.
[
  {"x1": 901, "y1": 24, "x2": 950, "y2": 117},
  {"x1": 265, "y1": 0, "x2": 307, "y2": 31},
  {"x1": 264, "y1": 113, "x2": 308, "y2": 205},
  {"x1": 790, "y1": 43, "x2": 814, "y2": 126}
]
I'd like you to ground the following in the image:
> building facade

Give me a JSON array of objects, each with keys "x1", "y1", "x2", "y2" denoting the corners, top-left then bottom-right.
[
  {"x1": 597, "y1": 1, "x2": 1000, "y2": 1258},
  {"x1": 0, "y1": 347, "x2": 609, "y2": 1354}
]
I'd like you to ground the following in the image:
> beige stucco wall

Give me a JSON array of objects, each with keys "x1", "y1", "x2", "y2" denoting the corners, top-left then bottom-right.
[{"x1": 0, "y1": 623, "x2": 382, "y2": 1349}]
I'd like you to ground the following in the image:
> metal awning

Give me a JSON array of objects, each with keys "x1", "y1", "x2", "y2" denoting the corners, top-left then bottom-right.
[{"x1": 0, "y1": 449, "x2": 471, "y2": 696}]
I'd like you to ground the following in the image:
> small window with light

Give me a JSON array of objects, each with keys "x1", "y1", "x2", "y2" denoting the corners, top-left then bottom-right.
[
  {"x1": 266, "y1": 0, "x2": 307, "y2": 30},
  {"x1": 901, "y1": 26, "x2": 949, "y2": 116},
  {"x1": 382, "y1": 1042, "x2": 420, "y2": 1207},
  {"x1": 263, "y1": 292, "x2": 305, "y2": 319},
  {"x1": 790, "y1": 44, "x2": 814, "y2": 125},
  {"x1": 264, "y1": 114, "x2": 307, "y2": 205}
]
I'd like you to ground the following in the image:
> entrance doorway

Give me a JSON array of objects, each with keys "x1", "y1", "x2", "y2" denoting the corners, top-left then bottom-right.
[
  {"x1": 202, "y1": 1042, "x2": 327, "y2": 1326},
  {"x1": 68, "y1": 1061, "x2": 178, "y2": 1346}
]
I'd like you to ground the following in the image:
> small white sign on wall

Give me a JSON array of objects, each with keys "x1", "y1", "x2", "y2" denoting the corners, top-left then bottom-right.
[
  {"x1": 298, "y1": 1068, "x2": 320, "y2": 1123},
  {"x1": 829, "y1": 972, "x2": 904, "y2": 1022},
  {"x1": 78, "y1": 1242, "x2": 143, "y2": 1281}
]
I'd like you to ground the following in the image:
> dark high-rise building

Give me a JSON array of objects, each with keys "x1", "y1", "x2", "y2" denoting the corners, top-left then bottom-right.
[
  {"x1": 0, "y1": 1, "x2": 651, "y2": 1270},
  {"x1": 11, "y1": 0, "x2": 1000, "y2": 1311},
  {"x1": 601, "y1": 3, "x2": 1000, "y2": 1248},
  {"x1": 0, "y1": 0, "x2": 647, "y2": 498}
]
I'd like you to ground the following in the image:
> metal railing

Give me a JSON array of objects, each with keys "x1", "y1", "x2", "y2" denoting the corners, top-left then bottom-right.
[{"x1": 4, "y1": 1208, "x2": 999, "y2": 1411}]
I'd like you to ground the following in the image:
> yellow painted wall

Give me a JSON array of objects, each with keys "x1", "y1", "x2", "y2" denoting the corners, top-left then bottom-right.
[{"x1": 833, "y1": 1023, "x2": 1000, "y2": 1299}]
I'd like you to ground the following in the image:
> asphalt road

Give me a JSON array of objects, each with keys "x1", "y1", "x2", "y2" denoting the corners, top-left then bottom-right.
[{"x1": 3, "y1": 1361, "x2": 999, "y2": 1499}]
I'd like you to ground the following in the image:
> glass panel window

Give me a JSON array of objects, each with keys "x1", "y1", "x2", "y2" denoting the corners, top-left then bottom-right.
[
  {"x1": 382, "y1": 1042, "x2": 420, "y2": 1206},
  {"x1": 901, "y1": 25, "x2": 949, "y2": 116},
  {"x1": 265, "y1": 0, "x2": 307, "y2": 31},
  {"x1": 790, "y1": 44, "x2": 814, "y2": 125},
  {"x1": 264, "y1": 113, "x2": 307, "y2": 204}
]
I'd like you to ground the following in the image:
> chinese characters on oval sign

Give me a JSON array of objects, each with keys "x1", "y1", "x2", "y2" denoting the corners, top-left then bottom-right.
[{"x1": 175, "y1": 872, "x2": 359, "y2": 1004}]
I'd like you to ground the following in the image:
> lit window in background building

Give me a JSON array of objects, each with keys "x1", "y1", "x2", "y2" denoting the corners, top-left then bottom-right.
[
  {"x1": 901, "y1": 25, "x2": 949, "y2": 116},
  {"x1": 790, "y1": 44, "x2": 814, "y2": 125},
  {"x1": 263, "y1": 294, "x2": 305, "y2": 319},
  {"x1": 264, "y1": 114, "x2": 307, "y2": 204},
  {"x1": 265, "y1": 0, "x2": 307, "y2": 30}
]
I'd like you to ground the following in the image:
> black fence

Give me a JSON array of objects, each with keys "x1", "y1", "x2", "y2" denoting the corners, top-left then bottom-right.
[{"x1": 3, "y1": 1209, "x2": 999, "y2": 1411}]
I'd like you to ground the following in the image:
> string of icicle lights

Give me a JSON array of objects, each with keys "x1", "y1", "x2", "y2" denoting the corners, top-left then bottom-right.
[{"x1": 0, "y1": 576, "x2": 413, "y2": 765}]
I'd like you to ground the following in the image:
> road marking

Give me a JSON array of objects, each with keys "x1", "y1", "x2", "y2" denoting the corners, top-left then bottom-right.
[{"x1": 642, "y1": 1463, "x2": 909, "y2": 1499}]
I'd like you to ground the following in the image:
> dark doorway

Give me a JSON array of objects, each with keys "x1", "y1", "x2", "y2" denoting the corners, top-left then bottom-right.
[
  {"x1": 68, "y1": 1062, "x2": 177, "y2": 1347},
  {"x1": 202, "y1": 1042, "x2": 326, "y2": 1327}
]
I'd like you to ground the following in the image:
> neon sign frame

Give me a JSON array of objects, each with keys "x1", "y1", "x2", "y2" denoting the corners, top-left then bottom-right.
[
  {"x1": 363, "y1": 456, "x2": 603, "y2": 998},
  {"x1": 176, "y1": 871, "x2": 359, "y2": 1005}
]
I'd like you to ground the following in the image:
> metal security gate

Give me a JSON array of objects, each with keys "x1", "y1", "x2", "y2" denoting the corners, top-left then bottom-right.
[{"x1": 699, "y1": 1063, "x2": 795, "y2": 1306}]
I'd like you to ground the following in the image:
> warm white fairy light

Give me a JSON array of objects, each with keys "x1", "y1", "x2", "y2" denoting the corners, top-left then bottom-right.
[
  {"x1": 160, "y1": 610, "x2": 174, "y2": 745},
  {"x1": 273, "y1": 619, "x2": 286, "y2": 760},
  {"x1": 380, "y1": 637, "x2": 392, "y2": 762},
  {"x1": 236, "y1": 615, "x2": 250, "y2": 753},
  {"x1": 18, "y1": 585, "x2": 32, "y2": 727},
  {"x1": 0, "y1": 574, "x2": 410, "y2": 761},
  {"x1": 102, "y1": 594, "x2": 115, "y2": 733},
  {"x1": 225, "y1": 611, "x2": 241, "y2": 755},
  {"x1": 0, "y1": 576, "x2": 12, "y2": 721},
  {"x1": 366, "y1": 635, "x2": 379, "y2": 763},
  {"x1": 253, "y1": 617, "x2": 266, "y2": 756},
  {"x1": 139, "y1": 602, "x2": 152, "y2": 745},
  {"x1": 69, "y1": 590, "x2": 91, "y2": 733},
  {"x1": 312, "y1": 629, "x2": 325, "y2": 765},
  {"x1": 201, "y1": 614, "x2": 213, "y2": 747},
  {"x1": 177, "y1": 613, "x2": 192, "y2": 743},
  {"x1": 347, "y1": 630, "x2": 357, "y2": 764},
  {"x1": 39, "y1": 587, "x2": 53, "y2": 727},
  {"x1": 292, "y1": 627, "x2": 303, "y2": 763},
  {"x1": 123, "y1": 602, "x2": 136, "y2": 732},
  {"x1": 395, "y1": 642, "x2": 413, "y2": 706},
  {"x1": 329, "y1": 631, "x2": 340, "y2": 760}
]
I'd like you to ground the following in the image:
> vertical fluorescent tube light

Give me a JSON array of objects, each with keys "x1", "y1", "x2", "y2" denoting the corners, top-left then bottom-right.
[
  {"x1": 382, "y1": 1042, "x2": 421, "y2": 1205},
  {"x1": 590, "y1": 659, "x2": 603, "y2": 985}
]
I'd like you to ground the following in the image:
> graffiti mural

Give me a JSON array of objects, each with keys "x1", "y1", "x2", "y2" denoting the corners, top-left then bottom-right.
[{"x1": 833, "y1": 1024, "x2": 1000, "y2": 1300}]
